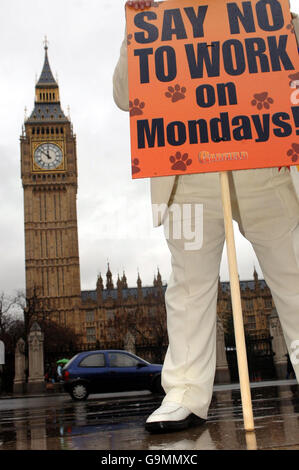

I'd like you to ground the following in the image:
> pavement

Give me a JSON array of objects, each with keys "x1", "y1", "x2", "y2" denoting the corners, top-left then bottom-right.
[{"x1": 0, "y1": 379, "x2": 298, "y2": 451}]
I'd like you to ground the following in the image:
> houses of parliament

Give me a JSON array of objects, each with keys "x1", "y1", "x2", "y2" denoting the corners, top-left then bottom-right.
[{"x1": 20, "y1": 43, "x2": 277, "y2": 362}]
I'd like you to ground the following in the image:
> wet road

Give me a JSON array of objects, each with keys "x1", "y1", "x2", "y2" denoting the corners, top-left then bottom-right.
[{"x1": 0, "y1": 381, "x2": 298, "y2": 450}]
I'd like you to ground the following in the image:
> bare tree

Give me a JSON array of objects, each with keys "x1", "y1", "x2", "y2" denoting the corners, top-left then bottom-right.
[
  {"x1": 15, "y1": 285, "x2": 52, "y2": 346},
  {"x1": 112, "y1": 305, "x2": 168, "y2": 363},
  {"x1": 0, "y1": 292, "x2": 17, "y2": 335}
]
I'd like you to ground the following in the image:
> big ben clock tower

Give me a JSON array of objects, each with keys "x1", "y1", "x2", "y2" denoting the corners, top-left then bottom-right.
[{"x1": 20, "y1": 40, "x2": 81, "y2": 330}]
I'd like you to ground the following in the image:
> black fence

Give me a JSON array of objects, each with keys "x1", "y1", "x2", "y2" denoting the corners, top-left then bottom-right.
[
  {"x1": 44, "y1": 342, "x2": 167, "y2": 369},
  {"x1": 0, "y1": 334, "x2": 278, "y2": 394},
  {"x1": 226, "y1": 334, "x2": 276, "y2": 382}
]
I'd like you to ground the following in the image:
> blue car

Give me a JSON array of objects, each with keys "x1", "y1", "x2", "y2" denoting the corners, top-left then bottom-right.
[{"x1": 62, "y1": 349, "x2": 163, "y2": 400}]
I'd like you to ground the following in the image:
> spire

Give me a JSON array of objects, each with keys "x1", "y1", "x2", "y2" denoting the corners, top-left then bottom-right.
[
  {"x1": 218, "y1": 275, "x2": 222, "y2": 298},
  {"x1": 106, "y1": 263, "x2": 114, "y2": 290},
  {"x1": 26, "y1": 39, "x2": 68, "y2": 124},
  {"x1": 253, "y1": 266, "x2": 259, "y2": 291},
  {"x1": 137, "y1": 272, "x2": 142, "y2": 288},
  {"x1": 36, "y1": 37, "x2": 57, "y2": 87},
  {"x1": 96, "y1": 273, "x2": 103, "y2": 304},
  {"x1": 117, "y1": 274, "x2": 122, "y2": 289},
  {"x1": 117, "y1": 274, "x2": 123, "y2": 301},
  {"x1": 96, "y1": 273, "x2": 103, "y2": 291},
  {"x1": 156, "y1": 268, "x2": 162, "y2": 287},
  {"x1": 121, "y1": 271, "x2": 128, "y2": 289},
  {"x1": 137, "y1": 272, "x2": 143, "y2": 302}
]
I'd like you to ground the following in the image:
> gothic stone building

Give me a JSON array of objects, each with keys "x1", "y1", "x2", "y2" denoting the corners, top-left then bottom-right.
[
  {"x1": 21, "y1": 42, "x2": 81, "y2": 333},
  {"x1": 81, "y1": 265, "x2": 274, "y2": 357},
  {"x1": 20, "y1": 44, "x2": 276, "y2": 366}
]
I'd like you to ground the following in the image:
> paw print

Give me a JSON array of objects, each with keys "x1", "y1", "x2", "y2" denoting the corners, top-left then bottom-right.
[
  {"x1": 251, "y1": 92, "x2": 274, "y2": 110},
  {"x1": 288, "y1": 72, "x2": 299, "y2": 89},
  {"x1": 286, "y1": 23, "x2": 295, "y2": 33},
  {"x1": 132, "y1": 158, "x2": 141, "y2": 175},
  {"x1": 170, "y1": 152, "x2": 192, "y2": 171},
  {"x1": 129, "y1": 99, "x2": 145, "y2": 117},
  {"x1": 127, "y1": 34, "x2": 133, "y2": 45},
  {"x1": 287, "y1": 143, "x2": 299, "y2": 162},
  {"x1": 165, "y1": 85, "x2": 186, "y2": 103},
  {"x1": 278, "y1": 166, "x2": 290, "y2": 172}
]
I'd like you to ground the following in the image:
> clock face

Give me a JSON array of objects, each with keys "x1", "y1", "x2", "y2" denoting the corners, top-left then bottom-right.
[{"x1": 34, "y1": 143, "x2": 63, "y2": 170}]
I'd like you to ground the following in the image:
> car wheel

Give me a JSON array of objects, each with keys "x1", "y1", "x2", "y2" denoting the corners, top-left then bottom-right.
[
  {"x1": 151, "y1": 375, "x2": 164, "y2": 394},
  {"x1": 70, "y1": 383, "x2": 89, "y2": 401}
]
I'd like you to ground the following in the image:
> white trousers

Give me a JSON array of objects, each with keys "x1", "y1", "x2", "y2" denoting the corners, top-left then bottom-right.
[{"x1": 161, "y1": 167, "x2": 299, "y2": 419}]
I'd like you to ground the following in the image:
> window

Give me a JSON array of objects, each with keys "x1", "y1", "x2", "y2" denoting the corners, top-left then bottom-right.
[
  {"x1": 86, "y1": 327, "x2": 96, "y2": 343},
  {"x1": 86, "y1": 311, "x2": 95, "y2": 322},
  {"x1": 79, "y1": 353, "x2": 105, "y2": 368},
  {"x1": 149, "y1": 307, "x2": 156, "y2": 317},
  {"x1": 265, "y1": 299, "x2": 272, "y2": 308},
  {"x1": 247, "y1": 315, "x2": 256, "y2": 330},
  {"x1": 107, "y1": 327, "x2": 116, "y2": 338},
  {"x1": 108, "y1": 353, "x2": 139, "y2": 368},
  {"x1": 106, "y1": 310, "x2": 115, "y2": 320}
]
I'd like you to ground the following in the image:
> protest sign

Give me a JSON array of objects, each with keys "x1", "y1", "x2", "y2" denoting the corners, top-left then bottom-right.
[{"x1": 126, "y1": 0, "x2": 299, "y2": 178}]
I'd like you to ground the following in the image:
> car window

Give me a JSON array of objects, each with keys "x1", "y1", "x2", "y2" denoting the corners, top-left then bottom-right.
[
  {"x1": 64, "y1": 354, "x2": 79, "y2": 368},
  {"x1": 79, "y1": 353, "x2": 105, "y2": 367},
  {"x1": 108, "y1": 353, "x2": 139, "y2": 368}
]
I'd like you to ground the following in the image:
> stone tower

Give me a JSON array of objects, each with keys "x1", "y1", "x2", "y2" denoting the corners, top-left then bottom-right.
[{"x1": 20, "y1": 40, "x2": 81, "y2": 330}]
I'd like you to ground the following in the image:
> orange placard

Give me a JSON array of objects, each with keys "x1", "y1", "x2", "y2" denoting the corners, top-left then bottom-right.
[{"x1": 126, "y1": 0, "x2": 299, "y2": 179}]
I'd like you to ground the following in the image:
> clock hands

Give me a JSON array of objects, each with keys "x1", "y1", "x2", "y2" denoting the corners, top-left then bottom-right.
[
  {"x1": 39, "y1": 148, "x2": 52, "y2": 160},
  {"x1": 35, "y1": 144, "x2": 62, "y2": 169}
]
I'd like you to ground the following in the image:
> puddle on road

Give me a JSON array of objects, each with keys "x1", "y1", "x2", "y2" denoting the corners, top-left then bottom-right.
[{"x1": 0, "y1": 384, "x2": 298, "y2": 450}]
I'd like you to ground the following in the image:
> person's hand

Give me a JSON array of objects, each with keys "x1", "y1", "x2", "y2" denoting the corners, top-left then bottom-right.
[{"x1": 126, "y1": 1, "x2": 154, "y2": 10}]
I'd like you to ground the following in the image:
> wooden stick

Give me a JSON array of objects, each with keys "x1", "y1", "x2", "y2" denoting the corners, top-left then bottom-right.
[{"x1": 220, "y1": 171, "x2": 255, "y2": 432}]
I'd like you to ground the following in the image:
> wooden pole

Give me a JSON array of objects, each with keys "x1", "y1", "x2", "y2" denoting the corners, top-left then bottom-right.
[{"x1": 220, "y1": 171, "x2": 255, "y2": 432}]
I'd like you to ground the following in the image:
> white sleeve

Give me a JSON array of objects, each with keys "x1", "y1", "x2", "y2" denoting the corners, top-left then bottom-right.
[
  {"x1": 292, "y1": 12, "x2": 299, "y2": 46},
  {"x1": 113, "y1": 32, "x2": 130, "y2": 112}
]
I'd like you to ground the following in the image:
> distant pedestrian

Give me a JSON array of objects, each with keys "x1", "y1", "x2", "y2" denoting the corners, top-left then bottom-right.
[{"x1": 57, "y1": 363, "x2": 63, "y2": 382}]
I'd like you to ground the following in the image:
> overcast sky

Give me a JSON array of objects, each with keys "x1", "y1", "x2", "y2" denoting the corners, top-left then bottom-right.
[{"x1": 0, "y1": 0, "x2": 298, "y2": 297}]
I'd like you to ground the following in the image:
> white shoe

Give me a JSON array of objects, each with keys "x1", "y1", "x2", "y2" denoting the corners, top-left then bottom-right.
[{"x1": 145, "y1": 402, "x2": 205, "y2": 433}]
